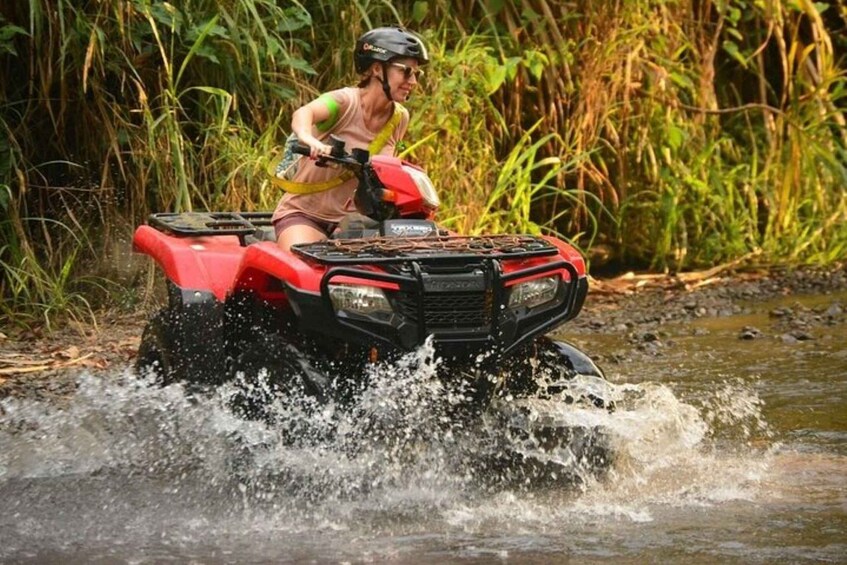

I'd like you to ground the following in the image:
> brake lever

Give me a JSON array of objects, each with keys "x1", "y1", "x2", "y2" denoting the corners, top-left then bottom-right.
[{"x1": 328, "y1": 134, "x2": 347, "y2": 158}]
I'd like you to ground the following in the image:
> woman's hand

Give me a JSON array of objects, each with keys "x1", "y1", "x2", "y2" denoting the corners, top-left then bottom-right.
[{"x1": 302, "y1": 136, "x2": 333, "y2": 159}]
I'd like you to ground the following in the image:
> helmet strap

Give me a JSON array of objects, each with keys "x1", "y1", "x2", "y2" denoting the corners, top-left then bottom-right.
[{"x1": 380, "y1": 62, "x2": 393, "y2": 101}]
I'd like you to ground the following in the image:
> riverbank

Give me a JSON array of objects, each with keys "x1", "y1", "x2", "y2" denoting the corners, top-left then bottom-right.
[{"x1": 1, "y1": 263, "x2": 845, "y2": 402}]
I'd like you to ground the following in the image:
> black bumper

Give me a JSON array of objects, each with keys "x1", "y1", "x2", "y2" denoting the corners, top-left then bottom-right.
[{"x1": 284, "y1": 259, "x2": 587, "y2": 355}]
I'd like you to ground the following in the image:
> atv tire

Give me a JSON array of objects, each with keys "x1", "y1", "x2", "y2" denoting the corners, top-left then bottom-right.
[
  {"x1": 480, "y1": 422, "x2": 614, "y2": 487},
  {"x1": 228, "y1": 333, "x2": 330, "y2": 422},
  {"x1": 135, "y1": 304, "x2": 226, "y2": 386},
  {"x1": 542, "y1": 337, "x2": 605, "y2": 379},
  {"x1": 491, "y1": 336, "x2": 608, "y2": 402},
  {"x1": 136, "y1": 309, "x2": 178, "y2": 385}
]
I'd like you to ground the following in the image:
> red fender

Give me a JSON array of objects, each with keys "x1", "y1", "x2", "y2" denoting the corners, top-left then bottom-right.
[{"x1": 132, "y1": 225, "x2": 244, "y2": 301}]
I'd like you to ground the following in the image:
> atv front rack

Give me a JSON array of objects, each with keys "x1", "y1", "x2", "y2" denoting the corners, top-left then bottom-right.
[
  {"x1": 292, "y1": 235, "x2": 559, "y2": 265},
  {"x1": 148, "y1": 212, "x2": 273, "y2": 245}
]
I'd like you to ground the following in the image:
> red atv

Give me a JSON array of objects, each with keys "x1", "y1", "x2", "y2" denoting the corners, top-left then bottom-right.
[{"x1": 133, "y1": 137, "x2": 607, "y2": 411}]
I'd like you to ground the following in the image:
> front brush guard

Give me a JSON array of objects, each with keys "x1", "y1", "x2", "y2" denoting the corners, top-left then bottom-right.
[{"x1": 285, "y1": 256, "x2": 587, "y2": 355}]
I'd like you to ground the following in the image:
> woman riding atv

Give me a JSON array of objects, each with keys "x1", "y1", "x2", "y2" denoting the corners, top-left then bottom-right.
[{"x1": 272, "y1": 27, "x2": 429, "y2": 252}]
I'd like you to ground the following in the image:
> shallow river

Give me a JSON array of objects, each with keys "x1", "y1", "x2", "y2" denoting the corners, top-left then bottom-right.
[{"x1": 1, "y1": 292, "x2": 845, "y2": 564}]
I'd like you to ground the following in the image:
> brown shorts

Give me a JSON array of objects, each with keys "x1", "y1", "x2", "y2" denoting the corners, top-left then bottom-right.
[{"x1": 273, "y1": 212, "x2": 338, "y2": 240}]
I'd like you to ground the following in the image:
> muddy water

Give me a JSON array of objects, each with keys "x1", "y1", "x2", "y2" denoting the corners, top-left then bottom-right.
[{"x1": 1, "y1": 293, "x2": 845, "y2": 564}]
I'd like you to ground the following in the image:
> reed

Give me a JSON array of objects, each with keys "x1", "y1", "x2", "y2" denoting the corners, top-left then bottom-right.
[{"x1": 0, "y1": 216, "x2": 106, "y2": 331}]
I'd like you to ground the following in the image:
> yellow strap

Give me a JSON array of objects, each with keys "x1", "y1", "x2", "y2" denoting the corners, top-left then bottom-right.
[{"x1": 271, "y1": 104, "x2": 404, "y2": 195}]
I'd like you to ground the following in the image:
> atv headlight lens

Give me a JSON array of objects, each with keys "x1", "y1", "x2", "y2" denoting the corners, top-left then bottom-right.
[
  {"x1": 508, "y1": 275, "x2": 560, "y2": 310},
  {"x1": 403, "y1": 165, "x2": 440, "y2": 209},
  {"x1": 328, "y1": 284, "x2": 393, "y2": 317}
]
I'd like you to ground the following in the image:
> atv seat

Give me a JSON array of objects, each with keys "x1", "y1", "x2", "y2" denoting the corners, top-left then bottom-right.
[
  {"x1": 332, "y1": 214, "x2": 381, "y2": 239},
  {"x1": 243, "y1": 226, "x2": 278, "y2": 245}
]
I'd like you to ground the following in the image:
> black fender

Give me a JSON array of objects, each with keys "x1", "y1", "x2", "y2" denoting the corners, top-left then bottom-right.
[{"x1": 544, "y1": 337, "x2": 605, "y2": 378}]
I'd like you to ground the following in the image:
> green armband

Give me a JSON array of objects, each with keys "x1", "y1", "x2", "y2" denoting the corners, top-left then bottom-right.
[{"x1": 315, "y1": 93, "x2": 340, "y2": 133}]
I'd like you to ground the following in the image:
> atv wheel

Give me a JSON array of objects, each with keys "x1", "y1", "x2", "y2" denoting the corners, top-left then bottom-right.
[
  {"x1": 541, "y1": 337, "x2": 605, "y2": 379},
  {"x1": 471, "y1": 337, "x2": 614, "y2": 486},
  {"x1": 228, "y1": 334, "x2": 330, "y2": 422},
  {"x1": 136, "y1": 309, "x2": 177, "y2": 384},
  {"x1": 492, "y1": 336, "x2": 609, "y2": 405},
  {"x1": 136, "y1": 307, "x2": 224, "y2": 386},
  {"x1": 479, "y1": 414, "x2": 614, "y2": 487}
]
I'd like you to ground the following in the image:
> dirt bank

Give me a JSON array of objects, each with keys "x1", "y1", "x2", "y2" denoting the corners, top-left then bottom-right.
[{"x1": 1, "y1": 264, "x2": 845, "y2": 402}]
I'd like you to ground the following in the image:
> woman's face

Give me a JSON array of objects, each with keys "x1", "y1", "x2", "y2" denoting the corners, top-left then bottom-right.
[{"x1": 380, "y1": 57, "x2": 423, "y2": 102}]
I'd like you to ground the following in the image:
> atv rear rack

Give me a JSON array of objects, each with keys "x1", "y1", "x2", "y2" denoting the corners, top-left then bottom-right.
[
  {"x1": 292, "y1": 235, "x2": 560, "y2": 265},
  {"x1": 148, "y1": 212, "x2": 273, "y2": 245}
]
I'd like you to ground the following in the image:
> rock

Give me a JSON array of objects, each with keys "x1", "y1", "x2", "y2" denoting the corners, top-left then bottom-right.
[
  {"x1": 640, "y1": 331, "x2": 661, "y2": 343},
  {"x1": 824, "y1": 303, "x2": 843, "y2": 318},
  {"x1": 790, "y1": 330, "x2": 814, "y2": 341},
  {"x1": 739, "y1": 326, "x2": 763, "y2": 340}
]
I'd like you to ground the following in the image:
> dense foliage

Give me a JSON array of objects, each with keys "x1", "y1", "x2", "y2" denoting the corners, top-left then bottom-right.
[{"x1": 1, "y1": 0, "x2": 846, "y2": 328}]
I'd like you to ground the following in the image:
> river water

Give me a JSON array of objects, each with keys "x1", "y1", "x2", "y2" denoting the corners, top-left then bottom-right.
[{"x1": 1, "y1": 292, "x2": 845, "y2": 564}]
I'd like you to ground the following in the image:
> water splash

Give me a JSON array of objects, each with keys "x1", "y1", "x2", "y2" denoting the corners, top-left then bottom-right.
[{"x1": 0, "y1": 343, "x2": 775, "y2": 542}]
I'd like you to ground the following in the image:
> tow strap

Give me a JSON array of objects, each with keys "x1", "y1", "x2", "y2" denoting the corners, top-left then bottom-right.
[{"x1": 270, "y1": 103, "x2": 403, "y2": 195}]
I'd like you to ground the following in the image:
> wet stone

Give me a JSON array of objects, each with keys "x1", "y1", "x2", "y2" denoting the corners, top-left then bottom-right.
[
  {"x1": 780, "y1": 333, "x2": 799, "y2": 344},
  {"x1": 603, "y1": 352, "x2": 629, "y2": 364},
  {"x1": 637, "y1": 331, "x2": 661, "y2": 343},
  {"x1": 636, "y1": 342, "x2": 665, "y2": 356},
  {"x1": 792, "y1": 302, "x2": 811, "y2": 313},
  {"x1": 824, "y1": 303, "x2": 843, "y2": 318},
  {"x1": 789, "y1": 330, "x2": 814, "y2": 341},
  {"x1": 739, "y1": 326, "x2": 763, "y2": 340}
]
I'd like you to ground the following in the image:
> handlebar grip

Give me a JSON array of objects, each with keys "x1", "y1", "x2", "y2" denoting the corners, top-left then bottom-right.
[{"x1": 291, "y1": 144, "x2": 311, "y2": 156}]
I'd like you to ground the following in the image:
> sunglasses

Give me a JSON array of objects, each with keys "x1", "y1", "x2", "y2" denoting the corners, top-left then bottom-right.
[{"x1": 389, "y1": 62, "x2": 424, "y2": 80}]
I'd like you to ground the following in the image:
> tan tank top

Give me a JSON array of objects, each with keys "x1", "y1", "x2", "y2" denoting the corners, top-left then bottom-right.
[{"x1": 272, "y1": 87, "x2": 410, "y2": 224}]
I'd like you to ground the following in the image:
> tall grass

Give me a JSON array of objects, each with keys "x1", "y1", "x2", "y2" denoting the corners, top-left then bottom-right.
[
  {"x1": 1, "y1": 0, "x2": 846, "y2": 329},
  {"x1": 1, "y1": 0, "x2": 316, "y2": 326},
  {"x1": 404, "y1": 0, "x2": 846, "y2": 268},
  {"x1": 0, "y1": 215, "x2": 106, "y2": 331}
]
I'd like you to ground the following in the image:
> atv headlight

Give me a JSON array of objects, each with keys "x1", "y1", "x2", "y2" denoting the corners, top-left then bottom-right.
[
  {"x1": 403, "y1": 165, "x2": 440, "y2": 209},
  {"x1": 508, "y1": 275, "x2": 561, "y2": 310},
  {"x1": 328, "y1": 284, "x2": 393, "y2": 318}
]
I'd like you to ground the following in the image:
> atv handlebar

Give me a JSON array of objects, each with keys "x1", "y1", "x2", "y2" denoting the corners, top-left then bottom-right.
[
  {"x1": 292, "y1": 135, "x2": 370, "y2": 170},
  {"x1": 292, "y1": 135, "x2": 395, "y2": 221}
]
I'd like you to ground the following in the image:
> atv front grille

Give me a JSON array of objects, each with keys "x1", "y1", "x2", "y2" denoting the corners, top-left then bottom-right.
[{"x1": 395, "y1": 290, "x2": 493, "y2": 329}]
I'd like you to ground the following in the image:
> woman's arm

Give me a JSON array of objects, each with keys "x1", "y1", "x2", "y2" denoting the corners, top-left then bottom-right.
[{"x1": 291, "y1": 92, "x2": 347, "y2": 158}]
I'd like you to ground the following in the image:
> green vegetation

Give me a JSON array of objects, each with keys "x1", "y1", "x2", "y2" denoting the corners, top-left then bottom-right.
[{"x1": 2, "y1": 0, "x2": 846, "y2": 329}]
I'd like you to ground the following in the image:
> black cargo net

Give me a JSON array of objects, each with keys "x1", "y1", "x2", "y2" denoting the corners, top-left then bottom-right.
[{"x1": 293, "y1": 235, "x2": 559, "y2": 265}]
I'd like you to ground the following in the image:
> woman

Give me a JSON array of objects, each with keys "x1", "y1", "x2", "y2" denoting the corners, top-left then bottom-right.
[{"x1": 272, "y1": 27, "x2": 428, "y2": 251}]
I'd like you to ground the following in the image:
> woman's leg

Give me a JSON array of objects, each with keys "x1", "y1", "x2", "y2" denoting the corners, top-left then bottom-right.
[{"x1": 276, "y1": 223, "x2": 327, "y2": 252}]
